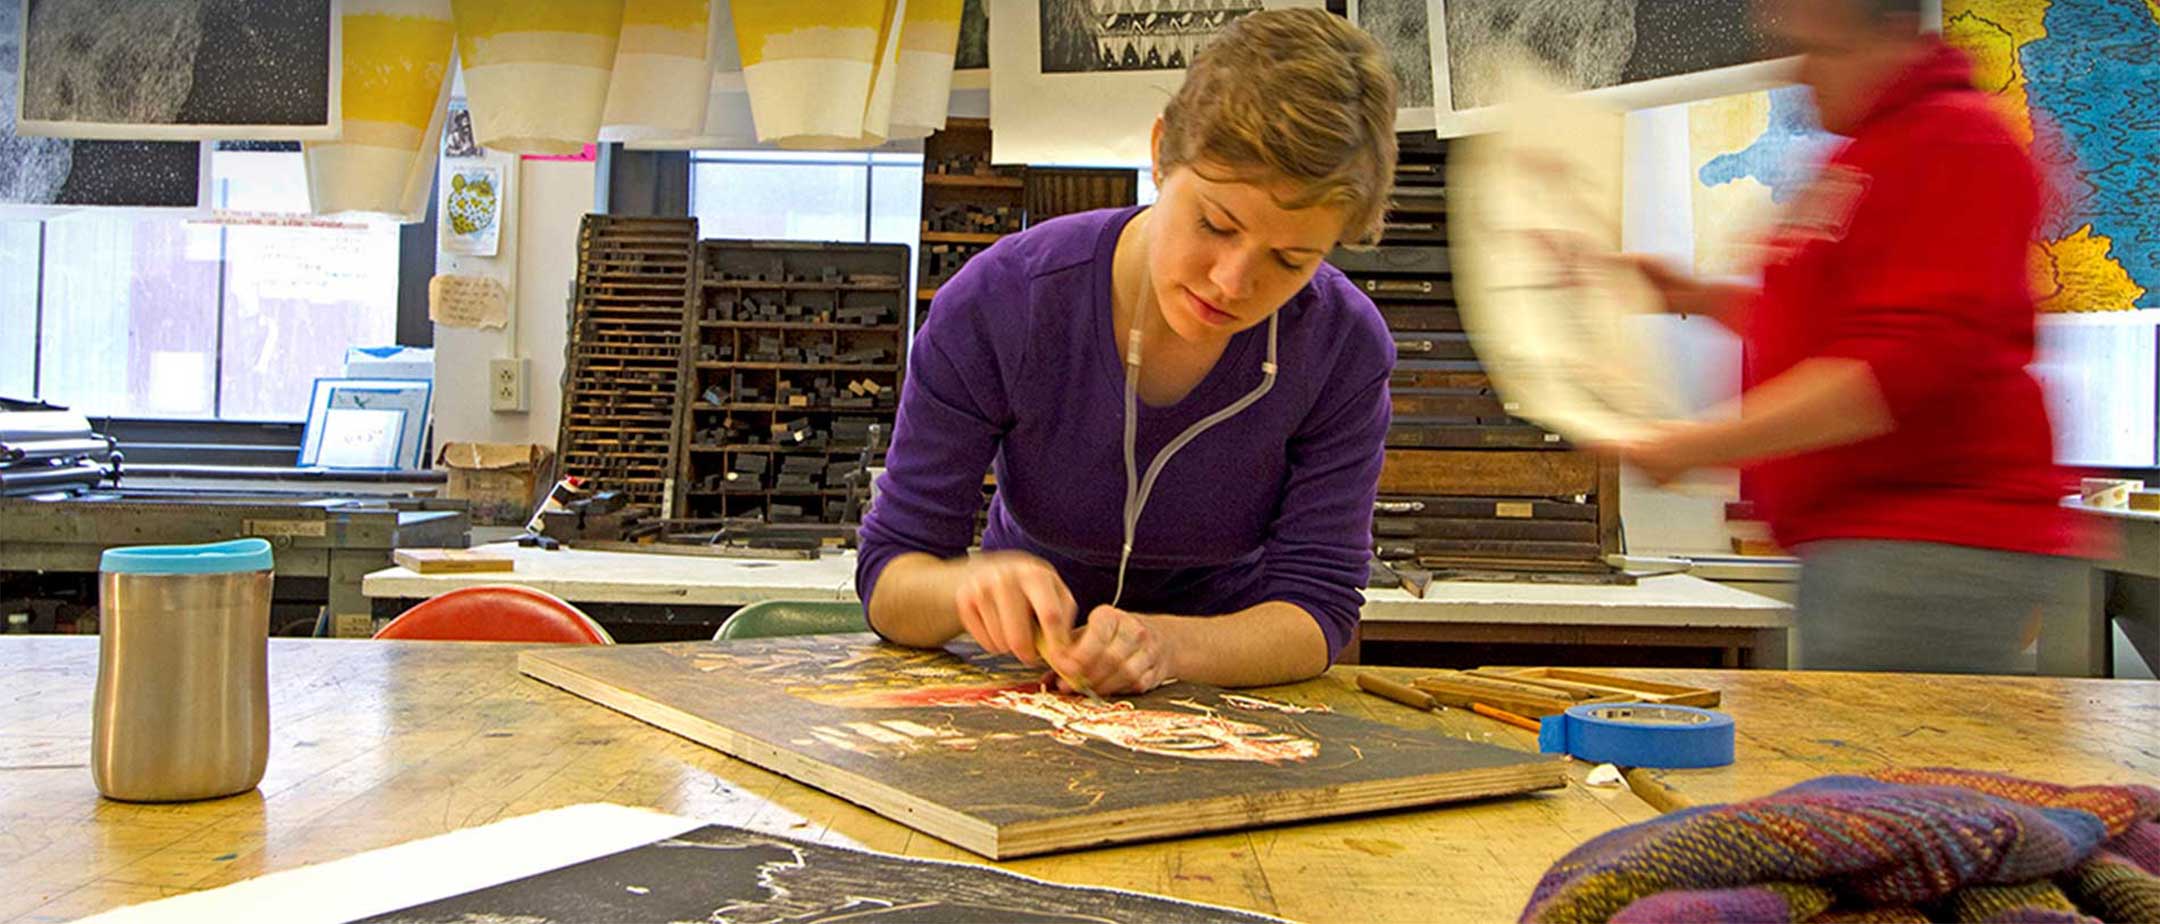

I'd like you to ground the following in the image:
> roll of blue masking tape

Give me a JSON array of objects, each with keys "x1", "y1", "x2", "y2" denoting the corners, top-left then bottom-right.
[{"x1": 1537, "y1": 703, "x2": 1735, "y2": 769}]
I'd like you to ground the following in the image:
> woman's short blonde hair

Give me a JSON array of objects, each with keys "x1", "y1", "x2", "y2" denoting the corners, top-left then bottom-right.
[{"x1": 1157, "y1": 8, "x2": 1398, "y2": 249}]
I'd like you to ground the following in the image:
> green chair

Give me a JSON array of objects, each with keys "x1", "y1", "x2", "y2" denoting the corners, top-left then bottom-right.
[{"x1": 713, "y1": 599, "x2": 869, "y2": 640}]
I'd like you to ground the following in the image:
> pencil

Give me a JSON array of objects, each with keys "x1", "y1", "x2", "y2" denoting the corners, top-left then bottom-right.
[{"x1": 1470, "y1": 702, "x2": 1543, "y2": 733}]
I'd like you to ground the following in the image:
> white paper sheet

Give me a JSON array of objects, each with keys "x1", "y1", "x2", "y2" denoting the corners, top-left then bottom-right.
[{"x1": 1450, "y1": 63, "x2": 1686, "y2": 445}]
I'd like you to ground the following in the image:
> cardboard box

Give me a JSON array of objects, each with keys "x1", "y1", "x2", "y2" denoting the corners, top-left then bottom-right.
[{"x1": 437, "y1": 442, "x2": 551, "y2": 525}]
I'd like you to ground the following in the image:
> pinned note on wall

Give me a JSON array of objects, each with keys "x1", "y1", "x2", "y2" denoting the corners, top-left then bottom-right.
[{"x1": 428, "y1": 274, "x2": 510, "y2": 329}]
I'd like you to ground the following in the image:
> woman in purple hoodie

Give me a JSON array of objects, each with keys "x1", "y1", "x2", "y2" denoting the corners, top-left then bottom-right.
[{"x1": 857, "y1": 9, "x2": 1399, "y2": 696}]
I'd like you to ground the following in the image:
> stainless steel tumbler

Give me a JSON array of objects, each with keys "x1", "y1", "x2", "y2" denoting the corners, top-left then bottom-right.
[{"x1": 93, "y1": 538, "x2": 274, "y2": 802}]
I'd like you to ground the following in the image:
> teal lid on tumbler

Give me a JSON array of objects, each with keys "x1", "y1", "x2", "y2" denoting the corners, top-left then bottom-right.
[{"x1": 100, "y1": 538, "x2": 275, "y2": 575}]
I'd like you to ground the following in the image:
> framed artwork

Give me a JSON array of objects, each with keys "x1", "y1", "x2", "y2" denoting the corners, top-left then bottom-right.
[{"x1": 299, "y1": 377, "x2": 432, "y2": 470}]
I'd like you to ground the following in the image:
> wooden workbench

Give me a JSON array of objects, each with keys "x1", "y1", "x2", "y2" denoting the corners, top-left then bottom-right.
[
  {"x1": 363, "y1": 545, "x2": 1793, "y2": 663},
  {"x1": 1618, "y1": 667, "x2": 2160, "y2": 807},
  {"x1": 362, "y1": 541, "x2": 861, "y2": 607},
  {"x1": 7, "y1": 638, "x2": 2154, "y2": 923},
  {"x1": 0, "y1": 637, "x2": 1652, "y2": 923},
  {"x1": 2064, "y1": 499, "x2": 2160, "y2": 678},
  {"x1": 1356, "y1": 575, "x2": 1792, "y2": 667}
]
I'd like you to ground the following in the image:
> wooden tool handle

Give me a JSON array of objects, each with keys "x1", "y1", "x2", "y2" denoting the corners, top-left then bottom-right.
[
  {"x1": 1622, "y1": 768, "x2": 1694, "y2": 814},
  {"x1": 1469, "y1": 702, "x2": 1544, "y2": 733},
  {"x1": 1357, "y1": 673, "x2": 1437, "y2": 711}
]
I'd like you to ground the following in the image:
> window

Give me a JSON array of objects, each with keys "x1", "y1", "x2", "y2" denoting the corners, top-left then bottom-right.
[
  {"x1": 691, "y1": 149, "x2": 925, "y2": 275},
  {"x1": 0, "y1": 223, "x2": 37, "y2": 400},
  {"x1": 5, "y1": 148, "x2": 404, "y2": 421},
  {"x1": 686, "y1": 150, "x2": 1151, "y2": 323}
]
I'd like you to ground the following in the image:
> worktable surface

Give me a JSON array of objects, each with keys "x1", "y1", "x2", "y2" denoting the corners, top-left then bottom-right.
[
  {"x1": 5, "y1": 637, "x2": 2151, "y2": 923},
  {"x1": 364, "y1": 543, "x2": 1792, "y2": 629},
  {"x1": 1361, "y1": 573, "x2": 1790, "y2": 627},
  {"x1": 362, "y1": 542, "x2": 861, "y2": 605}
]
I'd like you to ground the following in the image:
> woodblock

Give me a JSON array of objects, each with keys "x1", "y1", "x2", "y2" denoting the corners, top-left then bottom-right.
[
  {"x1": 519, "y1": 635, "x2": 1566, "y2": 859},
  {"x1": 392, "y1": 549, "x2": 515, "y2": 574}
]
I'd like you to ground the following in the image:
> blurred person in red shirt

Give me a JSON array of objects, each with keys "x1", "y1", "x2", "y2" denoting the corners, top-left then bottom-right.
[{"x1": 1613, "y1": 0, "x2": 2086, "y2": 674}]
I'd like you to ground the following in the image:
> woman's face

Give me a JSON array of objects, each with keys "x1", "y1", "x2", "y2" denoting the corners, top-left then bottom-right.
[{"x1": 1145, "y1": 157, "x2": 1348, "y2": 345}]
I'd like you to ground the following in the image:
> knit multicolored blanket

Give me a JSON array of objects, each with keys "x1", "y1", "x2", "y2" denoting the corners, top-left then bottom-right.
[{"x1": 1521, "y1": 768, "x2": 2160, "y2": 924}]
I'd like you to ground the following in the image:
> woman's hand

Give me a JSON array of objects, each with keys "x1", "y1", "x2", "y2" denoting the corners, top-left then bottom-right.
[
  {"x1": 1042, "y1": 605, "x2": 1176, "y2": 696},
  {"x1": 952, "y1": 551, "x2": 1075, "y2": 667},
  {"x1": 1594, "y1": 421, "x2": 1723, "y2": 486}
]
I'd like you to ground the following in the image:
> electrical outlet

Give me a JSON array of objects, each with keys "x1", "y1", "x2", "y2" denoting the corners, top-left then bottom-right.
[{"x1": 489, "y1": 357, "x2": 528, "y2": 412}]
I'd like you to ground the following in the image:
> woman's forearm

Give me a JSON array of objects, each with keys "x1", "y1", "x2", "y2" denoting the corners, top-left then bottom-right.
[
  {"x1": 1144, "y1": 601, "x2": 1331, "y2": 688},
  {"x1": 864, "y1": 552, "x2": 967, "y2": 647}
]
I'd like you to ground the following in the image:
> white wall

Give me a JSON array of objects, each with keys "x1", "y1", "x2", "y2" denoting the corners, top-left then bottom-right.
[
  {"x1": 432, "y1": 159, "x2": 594, "y2": 451},
  {"x1": 1619, "y1": 103, "x2": 1750, "y2": 554}
]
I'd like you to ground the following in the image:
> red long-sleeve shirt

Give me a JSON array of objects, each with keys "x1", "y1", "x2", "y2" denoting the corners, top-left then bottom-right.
[{"x1": 1735, "y1": 41, "x2": 2081, "y2": 556}]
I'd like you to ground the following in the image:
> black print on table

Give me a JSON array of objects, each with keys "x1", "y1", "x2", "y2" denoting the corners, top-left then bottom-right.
[
  {"x1": 0, "y1": 2, "x2": 200, "y2": 206},
  {"x1": 18, "y1": 0, "x2": 332, "y2": 130},
  {"x1": 1038, "y1": 0, "x2": 1263, "y2": 74},
  {"x1": 359, "y1": 824, "x2": 1280, "y2": 924},
  {"x1": 1442, "y1": 0, "x2": 1780, "y2": 110}
]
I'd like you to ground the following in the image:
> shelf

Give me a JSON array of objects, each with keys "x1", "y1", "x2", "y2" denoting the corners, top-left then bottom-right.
[
  {"x1": 688, "y1": 488, "x2": 854, "y2": 498},
  {"x1": 919, "y1": 231, "x2": 1004, "y2": 245},
  {"x1": 917, "y1": 288, "x2": 939, "y2": 301},
  {"x1": 702, "y1": 279, "x2": 900, "y2": 292},
  {"x1": 696, "y1": 362, "x2": 899, "y2": 372},
  {"x1": 691, "y1": 403, "x2": 888, "y2": 413},
  {"x1": 923, "y1": 173, "x2": 1024, "y2": 189},
  {"x1": 688, "y1": 444, "x2": 878, "y2": 454},
  {"x1": 698, "y1": 320, "x2": 903, "y2": 332}
]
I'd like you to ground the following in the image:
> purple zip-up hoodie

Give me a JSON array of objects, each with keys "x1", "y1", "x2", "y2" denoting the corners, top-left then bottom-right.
[{"x1": 856, "y1": 206, "x2": 1393, "y2": 662}]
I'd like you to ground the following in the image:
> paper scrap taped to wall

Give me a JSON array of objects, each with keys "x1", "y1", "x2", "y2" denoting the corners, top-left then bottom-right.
[
  {"x1": 304, "y1": 0, "x2": 457, "y2": 222},
  {"x1": 451, "y1": 0, "x2": 625, "y2": 155},
  {"x1": 429, "y1": 274, "x2": 510, "y2": 329}
]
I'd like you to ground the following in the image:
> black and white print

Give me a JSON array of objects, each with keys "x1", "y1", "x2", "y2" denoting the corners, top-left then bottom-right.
[
  {"x1": 957, "y1": 0, "x2": 989, "y2": 70},
  {"x1": 1038, "y1": 0, "x2": 1264, "y2": 73},
  {"x1": 1352, "y1": 0, "x2": 1435, "y2": 110},
  {"x1": 16, "y1": 0, "x2": 335, "y2": 141},
  {"x1": 362, "y1": 824, "x2": 1279, "y2": 924},
  {"x1": 1, "y1": 1, "x2": 201, "y2": 208},
  {"x1": 442, "y1": 103, "x2": 480, "y2": 159},
  {"x1": 1442, "y1": 0, "x2": 1778, "y2": 111}
]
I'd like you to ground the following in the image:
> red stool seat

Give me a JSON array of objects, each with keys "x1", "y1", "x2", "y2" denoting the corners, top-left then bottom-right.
[{"x1": 374, "y1": 585, "x2": 613, "y2": 644}]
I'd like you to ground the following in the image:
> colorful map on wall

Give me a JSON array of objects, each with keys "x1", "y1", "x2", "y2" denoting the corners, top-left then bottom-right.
[
  {"x1": 1688, "y1": 86, "x2": 1841, "y2": 277},
  {"x1": 1946, "y1": 0, "x2": 2160, "y2": 311}
]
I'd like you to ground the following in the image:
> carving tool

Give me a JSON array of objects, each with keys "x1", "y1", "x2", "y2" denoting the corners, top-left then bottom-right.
[
  {"x1": 1622, "y1": 767, "x2": 1695, "y2": 814},
  {"x1": 1034, "y1": 626, "x2": 1103, "y2": 704},
  {"x1": 1355, "y1": 672, "x2": 1441, "y2": 712},
  {"x1": 1469, "y1": 702, "x2": 1543, "y2": 732}
]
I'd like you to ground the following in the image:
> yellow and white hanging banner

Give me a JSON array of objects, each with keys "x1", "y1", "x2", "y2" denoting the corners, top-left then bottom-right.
[
  {"x1": 625, "y1": 0, "x2": 758, "y2": 150},
  {"x1": 450, "y1": 0, "x2": 626, "y2": 155},
  {"x1": 886, "y1": 0, "x2": 962, "y2": 140},
  {"x1": 732, "y1": 0, "x2": 905, "y2": 149},
  {"x1": 601, "y1": 0, "x2": 714, "y2": 142},
  {"x1": 304, "y1": 0, "x2": 457, "y2": 222}
]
